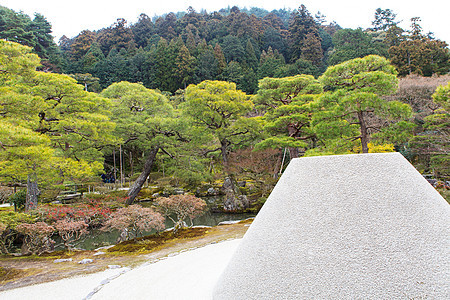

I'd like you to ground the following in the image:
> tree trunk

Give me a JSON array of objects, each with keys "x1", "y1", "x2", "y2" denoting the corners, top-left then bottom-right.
[
  {"x1": 357, "y1": 111, "x2": 369, "y2": 154},
  {"x1": 273, "y1": 148, "x2": 284, "y2": 177},
  {"x1": 126, "y1": 146, "x2": 159, "y2": 205},
  {"x1": 288, "y1": 147, "x2": 299, "y2": 159},
  {"x1": 220, "y1": 139, "x2": 228, "y2": 165},
  {"x1": 287, "y1": 124, "x2": 299, "y2": 159},
  {"x1": 25, "y1": 174, "x2": 39, "y2": 212}
]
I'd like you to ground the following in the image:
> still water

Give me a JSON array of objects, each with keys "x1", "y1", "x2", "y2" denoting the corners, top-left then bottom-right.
[{"x1": 75, "y1": 210, "x2": 256, "y2": 250}]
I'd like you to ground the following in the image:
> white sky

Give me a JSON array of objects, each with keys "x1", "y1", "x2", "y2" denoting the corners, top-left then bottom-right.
[{"x1": 1, "y1": 0, "x2": 449, "y2": 44}]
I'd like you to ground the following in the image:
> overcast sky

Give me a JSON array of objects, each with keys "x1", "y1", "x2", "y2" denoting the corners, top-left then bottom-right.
[{"x1": 2, "y1": 0, "x2": 449, "y2": 43}]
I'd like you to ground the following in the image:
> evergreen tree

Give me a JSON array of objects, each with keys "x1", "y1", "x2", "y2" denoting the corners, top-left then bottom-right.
[
  {"x1": 183, "y1": 80, "x2": 257, "y2": 164},
  {"x1": 258, "y1": 47, "x2": 286, "y2": 79},
  {"x1": 214, "y1": 43, "x2": 227, "y2": 73},
  {"x1": 389, "y1": 18, "x2": 450, "y2": 76},
  {"x1": 97, "y1": 18, "x2": 136, "y2": 55},
  {"x1": 409, "y1": 82, "x2": 449, "y2": 179},
  {"x1": 316, "y1": 55, "x2": 412, "y2": 154},
  {"x1": 30, "y1": 13, "x2": 56, "y2": 60},
  {"x1": 131, "y1": 13, "x2": 155, "y2": 48},
  {"x1": 194, "y1": 45, "x2": 219, "y2": 82},
  {"x1": 101, "y1": 81, "x2": 187, "y2": 204},
  {"x1": 0, "y1": 40, "x2": 116, "y2": 203},
  {"x1": 175, "y1": 45, "x2": 195, "y2": 88},
  {"x1": 245, "y1": 39, "x2": 259, "y2": 71},
  {"x1": 69, "y1": 30, "x2": 96, "y2": 61},
  {"x1": 255, "y1": 75, "x2": 323, "y2": 158},
  {"x1": 328, "y1": 28, "x2": 389, "y2": 66},
  {"x1": 288, "y1": 5, "x2": 323, "y2": 65},
  {"x1": 0, "y1": 6, "x2": 35, "y2": 48},
  {"x1": 222, "y1": 35, "x2": 246, "y2": 63},
  {"x1": 372, "y1": 8, "x2": 399, "y2": 31}
]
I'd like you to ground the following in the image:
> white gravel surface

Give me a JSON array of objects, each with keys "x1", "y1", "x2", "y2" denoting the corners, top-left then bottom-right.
[
  {"x1": 214, "y1": 153, "x2": 450, "y2": 299},
  {"x1": 0, "y1": 267, "x2": 130, "y2": 300},
  {"x1": 0, "y1": 239, "x2": 241, "y2": 300},
  {"x1": 91, "y1": 239, "x2": 240, "y2": 300}
]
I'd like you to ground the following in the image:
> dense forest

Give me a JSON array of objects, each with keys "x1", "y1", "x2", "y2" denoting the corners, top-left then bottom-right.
[
  {"x1": 0, "y1": 4, "x2": 449, "y2": 209},
  {"x1": 1, "y1": 5, "x2": 449, "y2": 94}
]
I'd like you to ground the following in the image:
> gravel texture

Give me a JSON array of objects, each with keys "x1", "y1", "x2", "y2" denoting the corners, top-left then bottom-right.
[
  {"x1": 213, "y1": 153, "x2": 450, "y2": 299},
  {"x1": 0, "y1": 240, "x2": 241, "y2": 300}
]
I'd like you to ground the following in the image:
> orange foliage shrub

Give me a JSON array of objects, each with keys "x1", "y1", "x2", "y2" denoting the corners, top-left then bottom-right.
[
  {"x1": 101, "y1": 205, "x2": 165, "y2": 240},
  {"x1": 54, "y1": 219, "x2": 89, "y2": 250},
  {"x1": 16, "y1": 222, "x2": 55, "y2": 254},
  {"x1": 156, "y1": 195, "x2": 207, "y2": 231}
]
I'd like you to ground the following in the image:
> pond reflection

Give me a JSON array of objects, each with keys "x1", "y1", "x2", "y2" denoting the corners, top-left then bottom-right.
[{"x1": 75, "y1": 210, "x2": 256, "y2": 250}]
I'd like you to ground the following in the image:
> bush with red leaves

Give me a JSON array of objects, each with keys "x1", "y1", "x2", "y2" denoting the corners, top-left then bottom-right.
[
  {"x1": 101, "y1": 205, "x2": 165, "y2": 241},
  {"x1": 156, "y1": 194, "x2": 207, "y2": 231},
  {"x1": 16, "y1": 222, "x2": 55, "y2": 254},
  {"x1": 54, "y1": 219, "x2": 89, "y2": 250}
]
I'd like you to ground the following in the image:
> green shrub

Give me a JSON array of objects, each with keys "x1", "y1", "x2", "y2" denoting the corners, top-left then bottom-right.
[
  {"x1": 9, "y1": 190, "x2": 26, "y2": 212},
  {"x1": 0, "y1": 211, "x2": 35, "y2": 228}
]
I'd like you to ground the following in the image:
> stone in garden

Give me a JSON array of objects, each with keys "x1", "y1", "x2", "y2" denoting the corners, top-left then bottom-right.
[
  {"x1": 78, "y1": 258, "x2": 94, "y2": 264},
  {"x1": 222, "y1": 177, "x2": 250, "y2": 211},
  {"x1": 53, "y1": 258, "x2": 73, "y2": 263},
  {"x1": 214, "y1": 153, "x2": 450, "y2": 299},
  {"x1": 108, "y1": 265, "x2": 122, "y2": 269},
  {"x1": 207, "y1": 187, "x2": 218, "y2": 195},
  {"x1": 173, "y1": 188, "x2": 184, "y2": 195}
]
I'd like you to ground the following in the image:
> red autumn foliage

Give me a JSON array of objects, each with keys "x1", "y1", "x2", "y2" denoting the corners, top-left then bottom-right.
[
  {"x1": 16, "y1": 222, "x2": 55, "y2": 255},
  {"x1": 156, "y1": 194, "x2": 207, "y2": 231},
  {"x1": 37, "y1": 203, "x2": 112, "y2": 226},
  {"x1": 226, "y1": 148, "x2": 281, "y2": 178},
  {"x1": 101, "y1": 205, "x2": 165, "y2": 240},
  {"x1": 54, "y1": 219, "x2": 89, "y2": 250}
]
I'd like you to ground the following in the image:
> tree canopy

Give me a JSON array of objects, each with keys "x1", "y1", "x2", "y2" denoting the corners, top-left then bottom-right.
[
  {"x1": 0, "y1": 40, "x2": 115, "y2": 201},
  {"x1": 315, "y1": 55, "x2": 412, "y2": 153},
  {"x1": 184, "y1": 80, "x2": 260, "y2": 164}
]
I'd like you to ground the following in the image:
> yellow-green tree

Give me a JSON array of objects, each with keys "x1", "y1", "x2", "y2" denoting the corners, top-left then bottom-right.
[
  {"x1": 0, "y1": 40, "x2": 116, "y2": 208},
  {"x1": 315, "y1": 55, "x2": 413, "y2": 154},
  {"x1": 183, "y1": 80, "x2": 261, "y2": 211},
  {"x1": 183, "y1": 80, "x2": 259, "y2": 165},
  {"x1": 254, "y1": 75, "x2": 323, "y2": 158},
  {"x1": 101, "y1": 81, "x2": 189, "y2": 204}
]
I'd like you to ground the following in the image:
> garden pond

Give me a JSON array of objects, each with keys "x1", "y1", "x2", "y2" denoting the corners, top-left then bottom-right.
[{"x1": 73, "y1": 198, "x2": 256, "y2": 251}]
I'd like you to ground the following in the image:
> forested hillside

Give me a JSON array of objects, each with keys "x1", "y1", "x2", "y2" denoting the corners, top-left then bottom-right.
[
  {"x1": 1, "y1": 5, "x2": 449, "y2": 94},
  {"x1": 0, "y1": 4, "x2": 449, "y2": 209}
]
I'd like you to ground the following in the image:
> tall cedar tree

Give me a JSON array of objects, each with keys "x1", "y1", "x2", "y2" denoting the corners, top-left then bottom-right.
[{"x1": 288, "y1": 5, "x2": 323, "y2": 65}]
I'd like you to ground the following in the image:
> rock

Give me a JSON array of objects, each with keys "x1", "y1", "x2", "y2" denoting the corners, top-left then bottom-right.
[
  {"x1": 93, "y1": 251, "x2": 106, "y2": 256},
  {"x1": 117, "y1": 228, "x2": 128, "y2": 243},
  {"x1": 218, "y1": 220, "x2": 241, "y2": 226},
  {"x1": 94, "y1": 245, "x2": 114, "y2": 251},
  {"x1": 78, "y1": 258, "x2": 94, "y2": 264},
  {"x1": 108, "y1": 265, "x2": 122, "y2": 269},
  {"x1": 53, "y1": 258, "x2": 73, "y2": 263},
  {"x1": 222, "y1": 177, "x2": 236, "y2": 193},
  {"x1": 222, "y1": 177, "x2": 250, "y2": 211},
  {"x1": 207, "y1": 187, "x2": 218, "y2": 195},
  {"x1": 173, "y1": 188, "x2": 184, "y2": 195}
]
